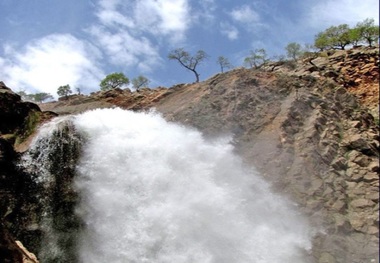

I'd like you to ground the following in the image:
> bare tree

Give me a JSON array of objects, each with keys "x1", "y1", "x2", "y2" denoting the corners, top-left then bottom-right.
[
  {"x1": 244, "y1": 48, "x2": 268, "y2": 69},
  {"x1": 132, "y1": 75, "x2": 150, "y2": 91},
  {"x1": 168, "y1": 48, "x2": 208, "y2": 82},
  {"x1": 217, "y1": 56, "x2": 233, "y2": 73}
]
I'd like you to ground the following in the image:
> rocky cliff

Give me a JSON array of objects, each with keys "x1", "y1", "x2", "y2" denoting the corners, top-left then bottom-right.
[
  {"x1": 0, "y1": 81, "x2": 55, "y2": 263},
  {"x1": 0, "y1": 46, "x2": 379, "y2": 263}
]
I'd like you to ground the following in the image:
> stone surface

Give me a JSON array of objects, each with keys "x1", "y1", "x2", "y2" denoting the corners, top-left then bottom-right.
[{"x1": 0, "y1": 46, "x2": 379, "y2": 263}]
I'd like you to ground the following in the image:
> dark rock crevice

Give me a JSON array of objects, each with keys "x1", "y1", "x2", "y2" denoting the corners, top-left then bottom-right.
[{"x1": 18, "y1": 119, "x2": 83, "y2": 263}]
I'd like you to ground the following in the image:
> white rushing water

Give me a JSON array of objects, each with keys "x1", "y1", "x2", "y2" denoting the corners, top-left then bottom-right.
[
  {"x1": 72, "y1": 108, "x2": 313, "y2": 263},
  {"x1": 22, "y1": 108, "x2": 314, "y2": 262}
]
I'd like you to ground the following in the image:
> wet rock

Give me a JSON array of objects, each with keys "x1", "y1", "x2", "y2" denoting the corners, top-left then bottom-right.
[
  {"x1": 15, "y1": 240, "x2": 39, "y2": 263},
  {"x1": 1, "y1": 46, "x2": 379, "y2": 263},
  {"x1": 0, "y1": 82, "x2": 41, "y2": 135}
]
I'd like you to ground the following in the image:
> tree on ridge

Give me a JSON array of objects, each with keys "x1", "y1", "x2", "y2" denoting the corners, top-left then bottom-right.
[
  {"x1": 313, "y1": 18, "x2": 379, "y2": 51},
  {"x1": 132, "y1": 75, "x2": 150, "y2": 91},
  {"x1": 217, "y1": 56, "x2": 233, "y2": 73},
  {"x1": 244, "y1": 48, "x2": 268, "y2": 69},
  {"x1": 100, "y1": 72, "x2": 130, "y2": 91},
  {"x1": 285, "y1": 42, "x2": 303, "y2": 61},
  {"x1": 355, "y1": 18, "x2": 379, "y2": 47},
  {"x1": 168, "y1": 48, "x2": 208, "y2": 83},
  {"x1": 57, "y1": 84, "x2": 72, "y2": 99}
]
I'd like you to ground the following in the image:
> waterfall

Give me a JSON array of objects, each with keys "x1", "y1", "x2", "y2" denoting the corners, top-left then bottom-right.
[
  {"x1": 19, "y1": 116, "x2": 83, "y2": 262},
  {"x1": 21, "y1": 108, "x2": 314, "y2": 263}
]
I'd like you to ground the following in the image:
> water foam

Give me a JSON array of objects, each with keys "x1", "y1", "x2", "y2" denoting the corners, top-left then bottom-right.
[{"x1": 72, "y1": 108, "x2": 313, "y2": 263}]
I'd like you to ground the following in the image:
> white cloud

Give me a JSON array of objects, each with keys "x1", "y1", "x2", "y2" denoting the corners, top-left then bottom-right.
[
  {"x1": 155, "y1": 0, "x2": 190, "y2": 32},
  {"x1": 307, "y1": 0, "x2": 379, "y2": 28},
  {"x1": 97, "y1": 8, "x2": 135, "y2": 28},
  {"x1": 1, "y1": 34, "x2": 104, "y2": 96},
  {"x1": 220, "y1": 22, "x2": 239, "y2": 40},
  {"x1": 95, "y1": 0, "x2": 191, "y2": 42},
  {"x1": 193, "y1": 0, "x2": 217, "y2": 25},
  {"x1": 88, "y1": 26, "x2": 162, "y2": 72},
  {"x1": 230, "y1": 5, "x2": 260, "y2": 24},
  {"x1": 89, "y1": 0, "x2": 191, "y2": 72},
  {"x1": 134, "y1": 0, "x2": 191, "y2": 43}
]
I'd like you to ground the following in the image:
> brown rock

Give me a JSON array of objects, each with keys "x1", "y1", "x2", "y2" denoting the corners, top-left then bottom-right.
[
  {"x1": 15, "y1": 241, "x2": 39, "y2": 263},
  {"x1": 349, "y1": 214, "x2": 366, "y2": 231},
  {"x1": 347, "y1": 150, "x2": 361, "y2": 161},
  {"x1": 1, "y1": 47, "x2": 379, "y2": 263},
  {"x1": 366, "y1": 226, "x2": 379, "y2": 235},
  {"x1": 350, "y1": 199, "x2": 375, "y2": 208},
  {"x1": 331, "y1": 157, "x2": 347, "y2": 170},
  {"x1": 363, "y1": 172, "x2": 379, "y2": 182},
  {"x1": 331, "y1": 200, "x2": 346, "y2": 212},
  {"x1": 353, "y1": 155, "x2": 371, "y2": 167},
  {"x1": 348, "y1": 120, "x2": 361, "y2": 128},
  {"x1": 346, "y1": 168, "x2": 366, "y2": 182},
  {"x1": 366, "y1": 192, "x2": 379, "y2": 201},
  {"x1": 368, "y1": 161, "x2": 379, "y2": 172},
  {"x1": 343, "y1": 134, "x2": 369, "y2": 149}
]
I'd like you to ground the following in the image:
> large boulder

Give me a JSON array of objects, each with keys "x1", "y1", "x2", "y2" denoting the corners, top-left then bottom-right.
[{"x1": 0, "y1": 82, "x2": 40, "y2": 136}]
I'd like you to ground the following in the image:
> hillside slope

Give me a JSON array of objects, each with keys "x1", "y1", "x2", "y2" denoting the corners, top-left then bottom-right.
[
  {"x1": 1, "y1": 46, "x2": 379, "y2": 263},
  {"x1": 156, "y1": 68, "x2": 379, "y2": 263}
]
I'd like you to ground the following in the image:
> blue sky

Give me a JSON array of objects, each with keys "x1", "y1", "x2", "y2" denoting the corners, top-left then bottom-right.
[{"x1": 0, "y1": 0, "x2": 378, "y2": 97}]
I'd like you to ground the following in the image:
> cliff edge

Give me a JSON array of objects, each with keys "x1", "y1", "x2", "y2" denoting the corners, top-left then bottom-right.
[{"x1": 0, "y1": 46, "x2": 378, "y2": 263}]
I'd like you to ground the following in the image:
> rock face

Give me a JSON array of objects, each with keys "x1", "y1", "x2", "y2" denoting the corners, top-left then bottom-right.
[
  {"x1": 0, "y1": 81, "x2": 40, "y2": 136},
  {"x1": 39, "y1": 87, "x2": 171, "y2": 115},
  {"x1": 154, "y1": 68, "x2": 379, "y2": 263},
  {"x1": 0, "y1": 81, "x2": 57, "y2": 151},
  {"x1": 18, "y1": 118, "x2": 83, "y2": 262},
  {"x1": 0, "y1": 82, "x2": 45, "y2": 262},
  {"x1": 0, "y1": 46, "x2": 379, "y2": 262},
  {"x1": 263, "y1": 46, "x2": 379, "y2": 119}
]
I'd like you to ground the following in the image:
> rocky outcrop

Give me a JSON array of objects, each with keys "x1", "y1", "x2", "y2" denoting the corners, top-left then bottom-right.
[
  {"x1": 330, "y1": 47, "x2": 379, "y2": 112},
  {"x1": 0, "y1": 46, "x2": 378, "y2": 262},
  {"x1": 15, "y1": 241, "x2": 39, "y2": 263},
  {"x1": 0, "y1": 85, "x2": 41, "y2": 262},
  {"x1": 18, "y1": 118, "x2": 83, "y2": 262},
  {"x1": 0, "y1": 81, "x2": 57, "y2": 151},
  {"x1": 154, "y1": 69, "x2": 379, "y2": 263},
  {"x1": 0, "y1": 221, "x2": 23, "y2": 263},
  {"x1": 40, "y1": 87, "x2": 172, "y2": 114},
  {"x1": 0, "y1": 82, "x2": 40, "y2": 137},
  {"x1": 263, "y1": 46, "x2": 379, "y2": 118}
]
